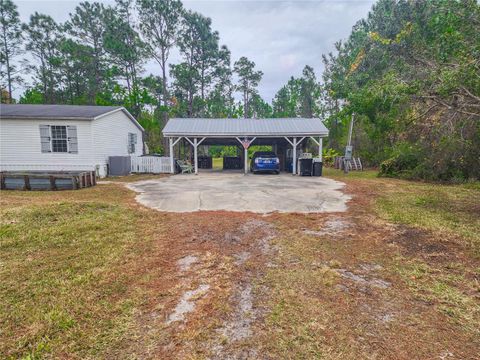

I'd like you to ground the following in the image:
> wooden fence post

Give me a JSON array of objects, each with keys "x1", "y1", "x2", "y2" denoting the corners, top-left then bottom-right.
[
  {"x1": 49, "y1": 176, "x2": 57, "y2": 190},
  {"x1": 24, "y1": 175, "x2": 31, "y2": 190}
]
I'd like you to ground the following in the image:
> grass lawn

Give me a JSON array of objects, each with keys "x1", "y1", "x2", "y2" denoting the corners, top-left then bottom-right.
[
  {"x1": 1, "y1": 170, "x2": 479, "y2": 359},
  {"x1": 0, "y1": 185, "x2": 168, "y2": 358}
]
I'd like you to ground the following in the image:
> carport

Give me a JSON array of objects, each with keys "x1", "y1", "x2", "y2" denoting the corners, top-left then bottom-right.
[{"x1": 162, "y1": 118, "x2": 328, "y2": 175}]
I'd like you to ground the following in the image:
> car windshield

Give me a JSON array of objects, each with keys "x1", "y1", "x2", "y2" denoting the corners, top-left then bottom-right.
[{"x1": 253, "y1": 152, "x2": 277, "y2": 158}]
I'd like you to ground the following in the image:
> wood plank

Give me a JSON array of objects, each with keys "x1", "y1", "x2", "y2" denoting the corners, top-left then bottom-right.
[
  {"x1": 49, "y1": 176, "x2": 57, "y2": 191},
  {"x1": 24, "y1": 175, "x2": 31, "y2": 191}
]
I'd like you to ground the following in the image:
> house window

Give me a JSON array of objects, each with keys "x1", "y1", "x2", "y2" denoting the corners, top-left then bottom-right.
[
  {"x1": 39, "y1": 125, "x2": 78, "y2": 153},
  {"x1": 51, "y1": 125, "x2": 68, "y2": 152},
  {"x1": 128, "y1": 133, "x2": 137, "y2": 154}
]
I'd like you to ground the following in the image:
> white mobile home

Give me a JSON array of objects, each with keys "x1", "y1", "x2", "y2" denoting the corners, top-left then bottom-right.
[{"x1": 0, "y1": 104, "x2": 144, "y2": 177}]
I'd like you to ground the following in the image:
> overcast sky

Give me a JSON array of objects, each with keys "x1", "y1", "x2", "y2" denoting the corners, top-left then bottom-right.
[{"x1": 15, "y1": 0, "x2": 375, "y2": 101}]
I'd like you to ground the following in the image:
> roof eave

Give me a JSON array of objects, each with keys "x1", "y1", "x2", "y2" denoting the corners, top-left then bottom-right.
[
  {"x1": 1, "y1": 116, "x2": 94, "y2": 121},
  {"x1": 163, "y1": 132, "x2": 329, "y2": 137}
]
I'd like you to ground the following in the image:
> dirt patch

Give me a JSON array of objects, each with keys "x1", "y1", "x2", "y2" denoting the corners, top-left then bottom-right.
[
  {"x1": 167, "y1": 284, "x2": 210, "y2": 324},
  {"x1": 336, "y1": 269, "x2": 391, "y2": 289},
  {"x1": 388, "y1": 226, "x2": 466, "y2": 262},
  {"x1": 209, "y1": 218, "x2": 278, "y2": 359},
  {"x1": 303, "y1": 216, "x2": 351, "y2": 237},
  {"x1": 177, "y1": 255, "x2": 198, "y2": 272}
]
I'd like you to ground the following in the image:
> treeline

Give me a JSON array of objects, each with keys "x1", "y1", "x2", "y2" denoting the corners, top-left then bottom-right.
[
  {"x1": 0, "y1": 0, "x2": 322, "y2": 152},
  {"x1": 2, "y1": 0, "x2": 479, "y2": 180},
  {"x1": 321, "y1": 0, "x2": 480, "y2": 181}
]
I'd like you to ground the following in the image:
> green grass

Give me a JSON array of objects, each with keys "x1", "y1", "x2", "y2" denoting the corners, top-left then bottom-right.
[
  {"x1": 323, "y1": 167, "x2": 380, "y2": 180},
  {"x1": 393, "y1": 257, "x2": 480, "y2": 332},
  {"x1": 376, "y1": 181, "x2": 480, "y2": 252},
  {"x1": 0, "y1": 187, "x2": 150, "y2": 359},
  {"x1": 324, "y1": 167, "x2": 480, "y2": 252}
]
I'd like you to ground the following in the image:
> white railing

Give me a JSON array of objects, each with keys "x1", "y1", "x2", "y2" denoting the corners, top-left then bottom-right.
[{"x1": 131, "y1": 156, "x2": 171, "y2": 174}]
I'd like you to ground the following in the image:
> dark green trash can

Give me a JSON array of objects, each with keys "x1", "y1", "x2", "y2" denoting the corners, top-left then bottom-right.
[{"x1": 313, "y1": 161, "x2": 323, "y2": 176}]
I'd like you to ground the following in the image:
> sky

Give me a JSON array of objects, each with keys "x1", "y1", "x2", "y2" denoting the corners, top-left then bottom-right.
[{"x1": 14, "y1": 0, "x2": 375, "y2": 102}]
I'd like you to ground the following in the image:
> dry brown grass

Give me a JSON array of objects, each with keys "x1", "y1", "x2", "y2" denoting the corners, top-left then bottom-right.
[{"x1": 1, "y1": 171, "x2": 479, "y2": 359}]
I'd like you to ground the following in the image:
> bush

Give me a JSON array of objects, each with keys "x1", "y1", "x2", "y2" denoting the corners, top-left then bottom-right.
[
  {"x1": 322, "y1": 148, "x2": 340, "y2": 167},
  {"x1": 379, "y1": 143, "x2": 421, "y2": 178}
]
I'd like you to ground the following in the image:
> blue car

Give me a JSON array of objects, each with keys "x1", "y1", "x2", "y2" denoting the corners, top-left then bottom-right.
[{"x1": 250, "y1": 151, "x2": 280, "y2": 174}]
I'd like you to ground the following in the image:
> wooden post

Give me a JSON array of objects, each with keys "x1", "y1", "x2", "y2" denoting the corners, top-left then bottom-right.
[
  {"x1": 24, "y1": 175, "x2": 31, "y2": 190},
  {"x1": 292, "y1": 137, "x2": 297, "y2": 175},
  {"x1": 244, "y1": 146, "x2": 248, "y2": 174},
  {"x1": 92, "y1": 171, "x2": 96, "y2": 185},
  {"x1": 194, "y1": 138, "x2": 198, "y2": 175},
  {"x1": 0, "y1": 173, "x2": 5, "y2": 190},
  {"x1": 169, "y1": 137, "x2": 174, "y2": 174},
  {"x1": 235, "y1": 137, "x2": 256, "y2": 175},
  {"x1": 318, "y1": 137, "x2": 323, "y2": 162},
  {"x1": 49, "y1": 176, "x2": 57, "y2": 191}
]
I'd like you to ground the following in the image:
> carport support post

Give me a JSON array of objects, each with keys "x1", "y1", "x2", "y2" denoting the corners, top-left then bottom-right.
[
  {"x1": 169, "y1": 138, "x2": 174, "y2": 174},
  {"x1": 235, "y1": 137, "x2": 256, "y2": 174},
  {"x1": 319, "y1": 137, "x2": 323, "y2": 161},
  {"x1": 244, "y1": 147, "x2": 248, "y2": 174},
  {"x1": 292, "y1": 137, "x2": 297, "y2": 175},
  {"x1": 194, "y1": 138, "x2": 198, "y2": 174}
]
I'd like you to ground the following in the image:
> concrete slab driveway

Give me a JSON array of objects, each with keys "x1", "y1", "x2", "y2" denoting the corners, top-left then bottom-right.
[{"x1": 127, "y1": 172, "x2": 350, "y2": 213}]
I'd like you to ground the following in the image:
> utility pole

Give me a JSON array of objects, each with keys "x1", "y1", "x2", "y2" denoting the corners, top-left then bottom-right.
[{"x1": 344, "y1": 113, "x2": 354, "y2": 174}]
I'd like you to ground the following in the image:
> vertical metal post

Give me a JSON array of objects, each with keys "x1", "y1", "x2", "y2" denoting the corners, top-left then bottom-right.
[
  {"x1": 347, "y1": 113, "x2": 355, "y2": 147},
  {"x1": 292, "y1": 137, "x2": 297, "y2": 175},
  {"x1": 244, "y1": 146, "x2": 248, "y2": 174},
  {"x1": 318, "y1": 137, "x2": 323, "y2": 162},
  {"x1": 169, "y1": 137, "x2": 174, "y2": 174},
  {"x1": 194, "y1": 138, "x2": 198, "y2": 175}
]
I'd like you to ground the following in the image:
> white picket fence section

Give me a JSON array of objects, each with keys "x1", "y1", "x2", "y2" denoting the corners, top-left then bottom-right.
[{"x1": 131, "y1": 156, "x2": 171, "y2": 174}]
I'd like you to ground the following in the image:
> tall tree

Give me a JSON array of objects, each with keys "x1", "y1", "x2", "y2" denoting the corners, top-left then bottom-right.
[
  {"x1": 322, "y1": 0, "x2": 480, "y2": 180},
  {"x1": 233, "y1": 56, "x2": 263, "y2": 118},
  {"x1": 66, "y1": 2, "x2": 107, "y2": 103},
  {"x1": 104, "y1": 0, "x2": 146, "y2": 115},
  {"x1": 206, "y1": 45, "x2": 236, "y2": 117},
  {"x1": 57, "y1": 38, "x2": 94, "y2": 104},
  {"x1": 137, "y1": 0, "x2": 183, "y2": 120},
  {"x1": 171, "y1": 10, "x2": 223, "y2": 116},
  {"x1": 272, "y1": 65, "x2": 321, "y2": 118},
  {"x1": 23, "y1": 13, "x2": 63, "y2": 104},
  {"x1": 272, "y1": 77, "x2": 299, "y2": 117},
  {"x1": 0, "y1": 0, "x2": 23, "y2": 102},
  {"x1": 298, "y1": 65, "x2": 320, "y2": 117}
]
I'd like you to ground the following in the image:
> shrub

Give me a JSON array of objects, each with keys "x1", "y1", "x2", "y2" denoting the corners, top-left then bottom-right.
[{"x1": 379, "y1": 143, "x2": 421, "y2": 178}]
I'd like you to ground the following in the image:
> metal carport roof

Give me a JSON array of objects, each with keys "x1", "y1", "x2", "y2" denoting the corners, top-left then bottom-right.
[{"x1": 162, "y1": 118, "x2": 328, "y2": 137}]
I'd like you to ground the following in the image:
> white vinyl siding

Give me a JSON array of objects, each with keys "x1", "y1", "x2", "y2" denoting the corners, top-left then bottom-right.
[
  {"x1": 0, "y1": 109, "x2": 143, "y2": 177},
  {"x1": 1, "y1": 119, "x2": 93, "y2": 172},
  {"x1": 91, "y1": 110, "x2": 143, "y2": 165}
]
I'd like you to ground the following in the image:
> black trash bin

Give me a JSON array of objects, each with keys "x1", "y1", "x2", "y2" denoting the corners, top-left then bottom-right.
[
  {"x1": 313, "y1": 161, "x2": 323, "y2": 176},
  {"x1": 299, "y1": 158, "x2": 313, "y2": 176}
]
